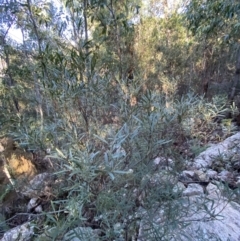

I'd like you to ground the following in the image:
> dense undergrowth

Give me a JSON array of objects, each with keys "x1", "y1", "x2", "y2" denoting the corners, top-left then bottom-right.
[
  {"x1": 1, "y1": 0, "x2": 240, "y2": 239},
  {"x1": 0, "y1": 80, "x2": 238, "y2": 240}
]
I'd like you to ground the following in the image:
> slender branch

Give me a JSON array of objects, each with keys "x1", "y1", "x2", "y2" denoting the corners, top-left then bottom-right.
[{"x1": 0, "y1": 210, "x2": 66, "y2": 226}]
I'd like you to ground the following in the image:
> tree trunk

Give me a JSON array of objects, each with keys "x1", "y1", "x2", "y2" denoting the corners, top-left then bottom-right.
[
  {"x1": 83, "y1": 0, "x2": 90, "y2": 82},
  {"x1": 228, "y1": 48, "x2": 240, "y2": 103}
]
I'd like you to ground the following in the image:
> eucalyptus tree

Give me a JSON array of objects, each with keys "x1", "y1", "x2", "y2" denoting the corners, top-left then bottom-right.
[
  {"x1": 89, "y1": 0, "x2": 141, "y2": 81},
  {"x1": 0, "y1": 0, "x2": 22, "y2": 114},
  {"x1": 132, "y1": 0, "x2": 192, "y2": 110},
  {"x1": 0, "y1": 0, "x2": 68, "y2": 145},
  {"x1": 185, "y1": 0, "x2": 240, "y2": 99}
]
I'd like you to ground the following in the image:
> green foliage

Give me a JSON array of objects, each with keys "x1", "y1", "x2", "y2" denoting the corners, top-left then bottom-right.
[
  {"x1": 2, "y1": 79, "x2": 230, "y2": 239},
  {"x1": 1, "y1": 0, "x2": 239, "y2": 240},
  {"x1": 185, "y1": 0, "x2": 240, "y2": 41}
]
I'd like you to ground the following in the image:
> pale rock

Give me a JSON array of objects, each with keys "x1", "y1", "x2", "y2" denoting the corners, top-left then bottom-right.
[
  {"x1": 179, "y1": 197, "x2": 240, "y2": 241},
  {"x1": 236, "y1": 176, "x2": 240, "y2": 186},
  {"x1": 137, "y1": 208, "x2": 164, "y2": 241},
  {"x1": 138, "y1": 132, "x2": 240, "y2": 240},
  {"x1": 183, "y1": 183, "x2": 204, "y2": 196},
  {"x1": 206, "y1": 169, "x2": 218, "y2": 179},
  {"x1": 143, "y1": 170, "x2": 177, "y2": 187},
  {"x1": 218, "y1": 170, "x2": 233, "y2": 182},
  {"x1": 153, "y1": 157, "x2": 174, "y2": 168},
  {"x1": 193, "y1": 132, "x2": 240, "y2": 169},
  {"x1": 27, "y1": 198, "x2": 43, "y2": 213},
  {"x1": 137, "y1": 194, "x2": 240, "y2": 241},
  {"x1": 206, "y1": 183, "x2": 221, "y2": 197},
  {"x1": 172, "y1": 182, "x2": 186, "y2": 194},
  {"x1": 1, "y1": 222, "x2": 34, "y2": 241},
  {"x1": 22, "y1": 172, "x2": 53, "y2": 198},
  {"x1": 34, "y1": 205, "x2": 43, "y2": 213},
  {"x1": 182, "y1": 170, "x2": 195, "y2": 178},
  {"x1": 0, "y1": 143, "x2": 4, "y2": 152},
  {"x1": 179, "y1": 170, "x2": 199, "y2": 184},
  {"x1": 153, "y1": 157, "x2": 162, "y2": 165},
  {"x1": 194, "y1": 170, "x2": 208, "y2": 182},
  {"x1": 27, "y1": 198, "x2": 38, "y2": 212}
]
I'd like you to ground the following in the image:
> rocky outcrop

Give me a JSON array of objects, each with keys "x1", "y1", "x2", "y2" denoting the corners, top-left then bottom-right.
[
  {"x1": 1, "y1": 222, "x2": 34, "y2": 241},
  {"x1": 138, "y1": 132, "x2": 240, "y2": 241},
  {"x1": 138, "y1": 188, "x2": 240, "y2": 240},
  {"x1": 180, "y1": 183, "x2": 240, "y2": 241},
  {"x1": 193, "y1": 132, "x2": 240, "y2": 171}
]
